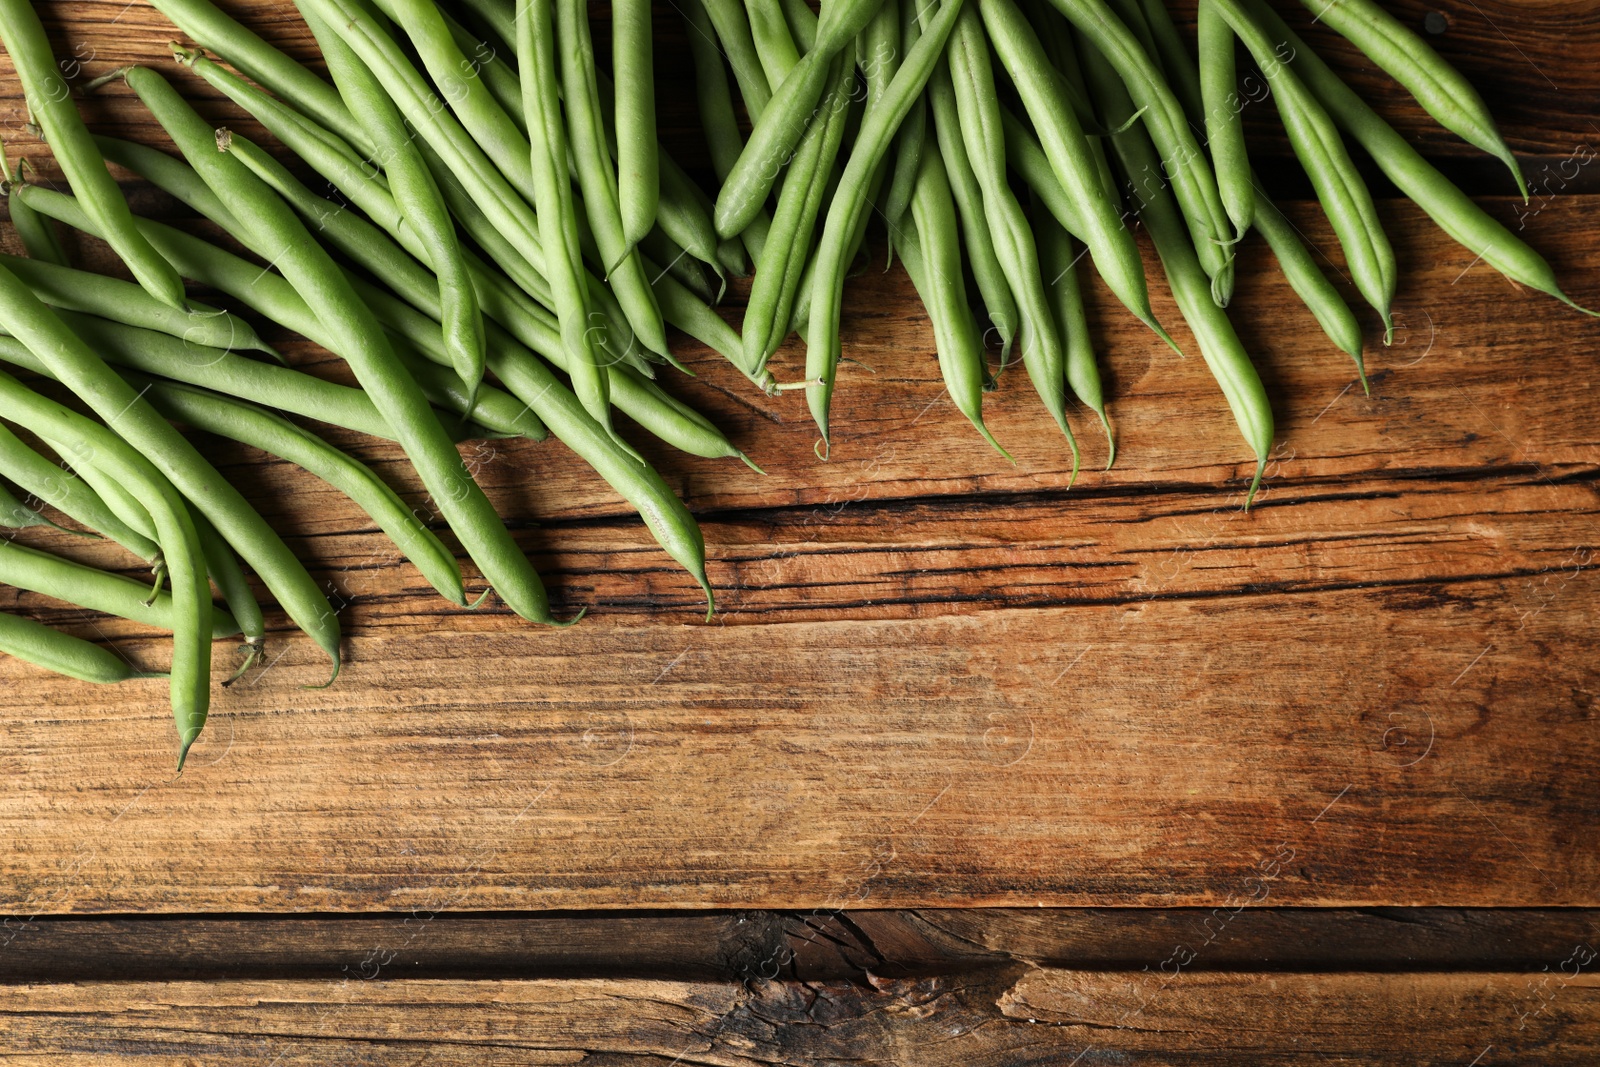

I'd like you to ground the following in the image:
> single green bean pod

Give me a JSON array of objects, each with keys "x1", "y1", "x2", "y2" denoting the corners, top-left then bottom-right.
[{"x1": 0, "y1": 609, "x2": 167, "y2": 685}]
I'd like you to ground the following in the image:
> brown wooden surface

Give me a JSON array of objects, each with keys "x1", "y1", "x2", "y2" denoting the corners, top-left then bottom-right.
[
  {"x1": 2, "y1": 909, "x2": 1597, "y2": 1062},
  {"x1": 2, "y1": 968, "x2": 1596, "y2": 1063},
  {"x1": 0, "y1": 0, "x2": 1597, "y2": 920}
]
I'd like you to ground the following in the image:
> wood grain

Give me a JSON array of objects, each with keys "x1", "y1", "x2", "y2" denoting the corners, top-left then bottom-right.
[
  {"x1": 1, "y1": 968, "x2": 1596, "y2": 1063},
  {"x1": 0, "y1": 0, "x2": 1595, "y2": 915}
]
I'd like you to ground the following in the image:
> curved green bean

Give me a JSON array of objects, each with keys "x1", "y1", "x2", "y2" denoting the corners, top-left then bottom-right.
[
  {"x1": 1244, "y1": 0, "x2": 1589, "y2": 315},
  {"x1": 187, "y1": 506, "x2": 265, "y2": 681},
  {"x1": 699, "y1": 0, "x2": 775, "y2": 120},
  {"x1": 124, "y1": 66, "x2": 558, "y2": 627},
  {"x1": 912, "y1": 2, "x2": 1076, "y2": 469},
  {"x1": 1298, "y1": 0, "x2": 1525, "y2": 198},
  {"x1": 981, "y1": 0, "x2": 1171, "y2": 347},
  {"x1": 927, "y1": 59, "x2": 1016, "y2": 363},
  {"x1": 0, "y1": 151, "x2": 69, "y2": 266},
  {"x1": 901, "y1": 149, "x2": 1008, "y2": 456},
  {"x1": 1035, "y1": 197, "x2": 1114, "y2": 463},
  {"x1": 0, "y1": 417, "x2": 162, "y2": 565},
  {"x1": 0, "y1": 359, "x2": 215, "y2": 762},
  {"x1": 147, "y1": 0, "x2": 368, "y2": 150},
  {"x1": 0, "y1": 478, "x2": 49, "y2": 529},
  {"x1": 137, "y1": 377, "x2": 466, "y2": 605},
  {"x1": 1251, "y1": 181, "x2": 1366, "y2": 384}
]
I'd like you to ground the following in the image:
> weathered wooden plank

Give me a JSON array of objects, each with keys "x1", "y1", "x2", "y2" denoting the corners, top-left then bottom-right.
[
  {"x1": 1, "y1": 569, "x2": 1595, "y2": 912},
  {"x1": 1, "y1": 968, "x2": 1595, "y2": 1063},
  {"x1": 2, "y1": 909, "x2": 1593, "y2": 981}
]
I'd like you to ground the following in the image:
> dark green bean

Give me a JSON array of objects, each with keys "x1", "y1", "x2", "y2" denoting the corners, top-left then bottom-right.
[
  {"x1": 1244, "y1": 0, "x2": 1590, "y2": 315},
  {"x1": 0, "y1": 249, "x2": 277, "y2": 359},
  {"x1": 1197, "y1": 0, "x2": 1252, "y2": 237},
  {"x1": 1078, "y1": 27, "x2": 1273, "y2": 504},
  {"x1": 0, "y1": 0, "x2": 186, "y2": 308},
  {"x1": 1204, "y1": 0, "x2": 1395, "y2": 339},
  {"x1": 125, "y1": 66, "x2": 560, "y2": 626},
  {"x1": 900, "y1": 149, "x2": 1008, "y2": 456},
  {"x1": 294, "y1": 7, "x2": 486, "y2": 407},
  {"x1": 1297, "y1": 0, "x2": 1526, "y2": 198}
]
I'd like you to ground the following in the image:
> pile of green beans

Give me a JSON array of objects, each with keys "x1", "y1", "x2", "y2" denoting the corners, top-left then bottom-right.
[{"x1": 0, "y1": 0, "x2": 1587, "y2": 764}]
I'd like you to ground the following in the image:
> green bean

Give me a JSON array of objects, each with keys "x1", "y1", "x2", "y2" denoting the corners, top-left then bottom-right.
[
  {"x1": 1250, "y1": 180, "x2": 1366, "y2": 383},
  {"x1": 0, "y1": 0, "x2": 186, "y2": 308},
  {"x1": 927, "y1": 58, "x2": 1016, "y2": 362},
  {"x1": 699, "y1": 0, "x2": 775, "y2": 120},
  {"x1": 1035, "y1": 196, "x2": 1114, "y2": 463},
  {"x1": 1001, "y1": 106, "x2": 1082, "y2": 235},
  {"x1": 1041, "y1": 0, "x2": 1236, "y2": 305},
  {"x1": 224, "y1": 141, "x2": 542, "y2": 438},
  {"x1": 0, "y1": 249, "x2": 278, "y2": 359},
  {"x1": 187, "y1": 506, "x2": 265, "y2": 681},
  {"x1": 782, "y1": 0, "x2": 820, "y2": 49},
  {"x1": 654, "y1": 146, "x2": 729, "y2": 281},
  {"x1": 1204, "y1": 0, "x2": 1395, "y2": 338},
  {"x1": 0, "y1": 478, "x2": 49, "y2": 529},
  {"x1": 1299, "y1": 0, "x2": 1525, "y2": 198},
  {"x1": 745, "y1": 54, "x2": 856, "y2": 375},
  {"x1": 0, "y1": 608, "x2": 167, "y2": 684},
  {"x1": 683, "y1": 0, "x2": 773, "y2": 264},
  {"x1": 211, "y1": 128, "x2": 722, "y2": 454},
  {"x1": 349, "y1": 264, "x2": 745, "y2": 465},
  {"x1": 12, "y1": 311, "x2": 401, "y2": 441},
  {"x1": 147, "y1": 0, "x2": 367, "y2": 150},
  {"x1": 982, "y1": 0, "x2": 1172, "y2": 348},
  {"x1": 0, "y1": 528, "x2": 234, "y2": 639},
  {"x1": 748, "y1": 0, "x2": 805, "y2": 86},
  {"x1": 1243, "y1": 0, "x2": 1589, "y2": 315},
  {"x1": 137, "y1": 377, "x2": 466, "y2": 606},
  {"x1": 614, "y1": 0, "x2": 660, "y2": 250},
  {"x1": 717, "y1": 236, "x2": 751, "y2": 279},
  {"x1": 126, "y1": 67, "x2": 560, "y2": 626},
  {"x1": 512, "y1": 0, "x2": 628, "y2": 462},
  {"x1": 556, "y1": 0, "x2": 671, "y2": 357},
  {"x1": 1197, "y1": 0, "x2": 1252, "y2": 237},
  {"x1": 1023, "y1": 0, "x2": 1119, "y2": 204},
  {"x1": 0, "y1": 360, "x2": 215, "y2": 762},
  {"x1": 75, "y1": 138, "x2": 542, "y2": 441},
  {"x1": 0, "y1": 417, "x2": 162, "y2": 564},
  {"x1": 0, "y1": 150, "x2": 68, "y2": 266},
  {"x1": 921, "y1": 2, "x2": 1076, "y2": 468},
  {"x1": 472, "y1": 331, "x2": 716, "y2": 618},
  {"x1": 1130, "y1": 0, "x2": 1199, "y2": 113},
  {"x1": 1078, "y1": 29, "x2": 1273, "y2": 504},
  {"x1": 877, "y1": 0, "x2": 922, "y2": 261},
  {"x1": 296, "y1": 7, "x2": 487, "y2": 408},
  {"x1": 642, "y1": 228, "x2": 719, "y2": 305},
  {"x1": 900, "y1": 150, "x2": 1008, "y2": 456},
  {"x1": 713, "y1": 0, "x2": 888, "y2": 238}
]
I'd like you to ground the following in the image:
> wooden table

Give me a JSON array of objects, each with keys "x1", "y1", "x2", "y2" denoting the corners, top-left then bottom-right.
[{"x1": 1, "y1": 0, "x2": 1597, "y2": 1060}]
